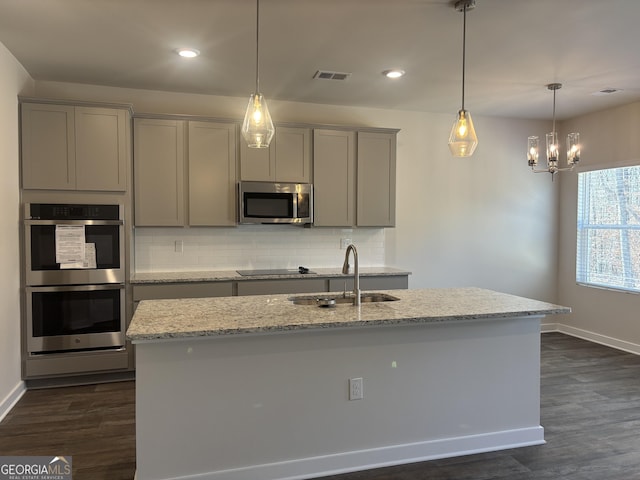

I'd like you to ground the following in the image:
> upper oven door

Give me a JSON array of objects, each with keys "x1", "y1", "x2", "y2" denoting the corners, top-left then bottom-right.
[{"x1": 25, "y1": 219, "x2": 125, "y2": 285}]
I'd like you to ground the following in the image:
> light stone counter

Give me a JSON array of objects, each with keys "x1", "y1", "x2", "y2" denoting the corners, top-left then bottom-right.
[
  {"x1": 132, "y1": 287, "x2": 570, "y2": 480},
  {"x1": 127, "y1": 287, "x2": 569, "y2": 342},
  {"x1": 130, "y1": 266, "x2": 410, "y2": 284}
]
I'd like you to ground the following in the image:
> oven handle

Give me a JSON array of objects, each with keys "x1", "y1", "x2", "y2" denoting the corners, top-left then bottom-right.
[
  {"x1": 25, "y1": 219, "x2": 124, "y2": 226},
  {"x1": 26, "y1": 284, "x2": 125, "y2": 293}
]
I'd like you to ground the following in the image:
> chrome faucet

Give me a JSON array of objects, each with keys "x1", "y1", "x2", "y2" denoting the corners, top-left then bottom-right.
[{"x1": 342, "y1": 244, "x2": 361, "y2": 306}]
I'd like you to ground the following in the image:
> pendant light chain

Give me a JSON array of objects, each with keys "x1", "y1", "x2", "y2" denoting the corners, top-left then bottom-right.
[
  {"x1": 461, "y1": 3, "x2": 467, "y2": 111},
  {"x1": 551, "y1": 86, "x2": 556, "y2": 136},
  {"x1": 255, "y1": 0, "x2": 260, "y2": 93}
]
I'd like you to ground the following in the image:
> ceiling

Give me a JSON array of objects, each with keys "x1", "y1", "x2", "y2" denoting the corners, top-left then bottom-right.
[{"x1": 1, "y1": 0, "x2": 639, "y2": 120}]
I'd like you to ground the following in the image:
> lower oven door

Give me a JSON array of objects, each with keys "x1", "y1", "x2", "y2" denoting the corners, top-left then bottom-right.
[{"x1": 26, "y1": 284, "x2": 125, "y2": 355}]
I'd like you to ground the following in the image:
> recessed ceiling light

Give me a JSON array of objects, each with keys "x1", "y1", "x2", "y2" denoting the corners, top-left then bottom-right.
[
  {"x1": 176, "y1": 48, "x2": 200, "y2": 58},
  {"x1": 382, "y1": 69, "x2": 405, "y2": 79}
]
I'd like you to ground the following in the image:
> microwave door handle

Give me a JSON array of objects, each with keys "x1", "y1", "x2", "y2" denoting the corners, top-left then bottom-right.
[{"x1": 292, "y1": 194, "x2": 298, "y2": 219}]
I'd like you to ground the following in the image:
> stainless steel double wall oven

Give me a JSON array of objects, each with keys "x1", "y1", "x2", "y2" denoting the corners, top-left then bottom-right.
[{"x1": 24, "y1": 203, "x2": 126, "y2": 356}]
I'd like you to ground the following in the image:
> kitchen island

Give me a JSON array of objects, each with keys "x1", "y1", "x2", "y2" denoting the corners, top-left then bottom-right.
[{"x1": 128, "y1": 288, "x2": 569, "y2": 480}]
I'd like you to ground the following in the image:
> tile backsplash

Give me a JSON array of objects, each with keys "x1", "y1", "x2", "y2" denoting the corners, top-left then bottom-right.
[{"x1": 134, "y1": 226, "x2": 385, "y2": 272}]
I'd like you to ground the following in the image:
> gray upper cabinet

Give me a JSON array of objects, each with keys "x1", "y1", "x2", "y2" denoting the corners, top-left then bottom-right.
[
  {"x1": 188, "y1": 121, "x2": 237, "y2": 226},
  {"x1": 239, "y1": 137, "x2": 274, "y2": 181},
  {"x1": 313, "y1": 129, "x2": 356, "y2": 227},
  {"x1": 273, "y1": 127, "x2": 312, "y2": 183},
  {"x1": 313, "y1": 128, "x2": 397, "y2": 228},
  {"x1": 357, "y1": 131, "x2": 397, "y2": 227},
  {"x1": 134, "y1": 118, "x2": 185, "y2": 226},
  {"x1": 240, "y1": 126, "x2": 311, "y2": 182},
  {"x1": 134, "y1": 117, "x2": 238, "y2": 227},
  {"x1": 21, "y1": 102, "x2": 129, "y2": 191}
]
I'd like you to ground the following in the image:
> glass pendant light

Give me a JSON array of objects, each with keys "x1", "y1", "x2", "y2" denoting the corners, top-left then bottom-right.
[
  {"x1": 448, "y1": 0, "x2": 478, "y2": 157},
  {"x1": 242, "y1": 0, "x2": 275, "y2": 149}
]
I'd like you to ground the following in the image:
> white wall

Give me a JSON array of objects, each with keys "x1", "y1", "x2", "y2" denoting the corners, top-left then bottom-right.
[
  {"x1": 35, "y1": 81, "x2": 558, "y2": 302},
  {"x1": 0, "y1": 42, "x2": 34, "y2": 416},
  {"x1": 557, "y1": 102, "x2": 640, "y2": 350}
]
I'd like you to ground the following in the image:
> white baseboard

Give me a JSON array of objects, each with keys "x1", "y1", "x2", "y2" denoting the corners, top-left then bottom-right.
[
  {"x1": 0, "y1": 381, "x2": 26, "y2": 423},
  {"x1": 167, "y1": 427, "x2": 544, "y2": 480},
  {"x1": 541, "y1": 323, "x2": 640, "y2": 355}
]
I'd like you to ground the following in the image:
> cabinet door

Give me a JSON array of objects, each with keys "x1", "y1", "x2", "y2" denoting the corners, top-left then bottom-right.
[
  {"x1": 75, "y1": 107, "x2": 128, "y2": 191},
  {"x1": 240, "y1": 139, "x2": 275, "y2": 181},
  {"x1": 188, "y1": 121, "x2": 238, "y2": 226},
  {"x1": 236, "y1": 279, "x2": 327, "y2": 296},
  {"x1": 21, "y1": 103, "x2": 76, "y2": 190},
  {"x1": 133, "y1": 283, "x2": 233, "y2": 301},
  {"x1": 313, "y1": 129, "x2": 356, "y2": 227},
  {"x1": 328, "y1": 275, "x2": 408, "y2": 292},
  {"x1": 274, "y1": 127, "x2": 311, "y2": 182},
  {"x1": 134, "y1": 118, "x2": 185, "y2": 226},
  {"x1": 357, "y1": 131, "x2": 396, "y2": 227}
]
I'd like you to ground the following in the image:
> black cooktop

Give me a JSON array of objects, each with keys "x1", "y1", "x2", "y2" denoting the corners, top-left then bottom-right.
[{"x1": 236, "y1": 268, "x2": 316, "y2": 276}]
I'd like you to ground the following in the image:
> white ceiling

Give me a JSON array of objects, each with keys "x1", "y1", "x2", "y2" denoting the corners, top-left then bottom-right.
[{"x1": 1, "y1": 0, "x2": 639, "y2": 120}]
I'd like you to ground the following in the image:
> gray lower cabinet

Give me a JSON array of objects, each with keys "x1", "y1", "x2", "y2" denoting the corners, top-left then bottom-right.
[
  {"x1": 132, "y1": 282, "x2": 234, "y2": 309},
  {"x1": 236, "y1": 279, "x2": 326, "y2": 296},
  {"x1": 328, "y1": 275, "x2": 408, "y2": 292},
  {"x1": 132, "y1": 275, "x2": 408, "y2": 305}
]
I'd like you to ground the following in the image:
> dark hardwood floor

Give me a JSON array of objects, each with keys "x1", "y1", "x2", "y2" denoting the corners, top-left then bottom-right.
[
  {"x1": 1, "y1": 333, "x2": 640, "y2": 480},
  {"x1": 0, "y1": 380, "x2": 135, "y2": 479}
]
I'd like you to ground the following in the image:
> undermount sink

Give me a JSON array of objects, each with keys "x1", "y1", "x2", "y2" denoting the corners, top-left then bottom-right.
[{"x1": 289, "y1": 293, "x2": 400, "y2": 307}]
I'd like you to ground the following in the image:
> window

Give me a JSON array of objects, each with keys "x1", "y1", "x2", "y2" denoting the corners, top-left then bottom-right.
[{"x1": 576, "y1": 165, "x2": 640, "y2": 293}]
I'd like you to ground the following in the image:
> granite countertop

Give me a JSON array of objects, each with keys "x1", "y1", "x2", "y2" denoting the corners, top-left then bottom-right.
[
  {"x1": 130, "y1": 267, "x2": 411, "y2": 284},
  {"x1": 127, "y1": 287, "x2": 570, "y2": 342}
]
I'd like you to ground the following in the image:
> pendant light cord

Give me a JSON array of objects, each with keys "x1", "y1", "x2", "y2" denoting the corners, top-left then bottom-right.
[
  {"x1": 255, "y1": 0, "x2": 260, "y2": 93},
  {"x1": 461, "y1": 3, "x2": 467, "y2": 111},
  {"x1": 552, "y1": 87, "x2": 557, "y2": 136}
]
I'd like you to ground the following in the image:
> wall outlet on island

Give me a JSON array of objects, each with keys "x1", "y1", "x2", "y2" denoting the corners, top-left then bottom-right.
[{"x1": 340, "y1": 238, "x2": 352, "y2": 249}]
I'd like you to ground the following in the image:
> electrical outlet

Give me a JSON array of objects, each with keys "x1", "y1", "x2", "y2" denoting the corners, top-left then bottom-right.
[
  {"x1": 340, "y1": 238, "x2": 352, "y2": 249},
  {"x1": 174, "y1": 240, "x2": 183, "y2": 253},
  {"x1": 349, "y1": 377, "x2": 363, "y2": 400}
]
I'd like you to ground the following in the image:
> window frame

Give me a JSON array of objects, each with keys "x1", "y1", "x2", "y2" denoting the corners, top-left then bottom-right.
[{"x1": 576, "y1": 165, "x2": 640, "y2": 294}]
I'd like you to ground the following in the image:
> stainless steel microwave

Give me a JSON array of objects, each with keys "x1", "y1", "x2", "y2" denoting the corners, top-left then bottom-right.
[{"x1": 239, "y1": 181, "x2": 313, "y2": 224}]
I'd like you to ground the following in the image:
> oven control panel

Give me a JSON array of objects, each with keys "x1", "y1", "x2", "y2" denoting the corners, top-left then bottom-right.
[{"x1": 29, "y1": 203, "x2": 121, "y2": 220}]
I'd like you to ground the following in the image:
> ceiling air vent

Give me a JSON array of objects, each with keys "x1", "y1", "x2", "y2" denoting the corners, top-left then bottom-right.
[
  {"x1": 592, "y1": 88, "x2": 622, "y2": 96},
  {"x1": 313, "y1": 70, "x2": 352, "y2": 81}
]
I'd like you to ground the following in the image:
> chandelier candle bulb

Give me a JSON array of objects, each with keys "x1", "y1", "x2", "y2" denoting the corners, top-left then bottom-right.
[
  {"x1": 567, "y1": 132, "x2": 580, "y2": 165},
  {"x1": 527, "y1": 136, "x2": 539, "y2": 166},
  {"x1": 546, "y1": 131, "x2": 558, "y2": 164}
]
